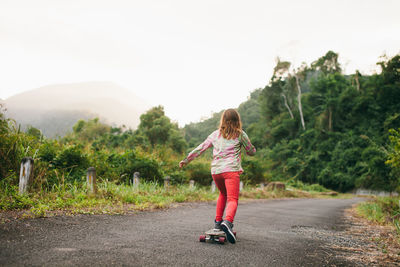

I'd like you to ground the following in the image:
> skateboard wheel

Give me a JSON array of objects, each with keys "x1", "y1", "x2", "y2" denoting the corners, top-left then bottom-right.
[
  {"x1": 199, "y1": 235, "x2": 206, "y2": 242},
  {"x1": 219, "y1": 237, "x2": 225, "y2": 244},
  {"x1": 233, "y1": 231, "x2": 237, "y2": 237}
]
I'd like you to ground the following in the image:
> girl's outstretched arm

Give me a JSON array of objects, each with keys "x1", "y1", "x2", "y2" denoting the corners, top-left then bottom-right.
[
  {"x1": 240, "y1": 131, "x2": 256, "y2": 156},
  {"x1": 179, "y1": 132, "x2": 214, "y2": 167}
]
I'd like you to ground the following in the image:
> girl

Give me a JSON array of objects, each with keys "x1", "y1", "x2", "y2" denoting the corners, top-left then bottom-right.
[{"x1": 179, "y1": 109, "x2": 256, "y2": 244}]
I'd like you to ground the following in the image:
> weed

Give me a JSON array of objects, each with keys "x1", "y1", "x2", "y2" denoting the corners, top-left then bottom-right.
[
  {"x1": 357, "y1": 196, "x2": 400, "y2": 245},
  {"x1": 0, "y1": 180, "x2": 347, "y2": 219}
]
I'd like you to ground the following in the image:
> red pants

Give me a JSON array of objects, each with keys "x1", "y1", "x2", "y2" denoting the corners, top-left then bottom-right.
[{"x1": 212, "y1": 171, "x2": 240, "y2": 223}]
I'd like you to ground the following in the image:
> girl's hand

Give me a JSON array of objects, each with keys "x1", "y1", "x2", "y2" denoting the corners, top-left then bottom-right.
[{"x1": 179, "y1": 161, "x2": 186, "y2": 168}]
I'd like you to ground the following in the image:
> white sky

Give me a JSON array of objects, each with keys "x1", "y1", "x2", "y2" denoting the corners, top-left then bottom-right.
[{"x1": 0, "y1": 0, "x2": 399, "y2": 126}]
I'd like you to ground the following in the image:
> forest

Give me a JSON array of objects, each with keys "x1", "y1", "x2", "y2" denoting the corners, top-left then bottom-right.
[
  {"x1": 1, "y1": 51, "x2": 400, "y2": 197},
  {"x1": 185, "y1": 51, "x2": 400, "y2": 192}
]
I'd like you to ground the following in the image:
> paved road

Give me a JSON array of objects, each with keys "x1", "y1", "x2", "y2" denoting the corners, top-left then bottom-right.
[{"x1": 0, "y1": 198, "x2": 362, "y2": 266}]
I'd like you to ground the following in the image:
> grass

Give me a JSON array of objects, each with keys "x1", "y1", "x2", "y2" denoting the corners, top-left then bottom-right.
[
  {"x1": 240, "y1": 187, "x2": 312, "y2": 199},
  {"x1": 0, "y1": 181, "x2": 217, "y2": 218},
  {"x1": 355, "y1": 196, "x2": 400, "y2": 258},
  {"x1": 240, "y1": 186, "x2": 349, "y2": 200},
  {"x1": 356, "y1": 196, "x2": 400, "y2": 237},
  {"x1": 0, "y1": 180, "x2": 346, "y2": 220},
  {"x1": 357, "y1": 196, "x2": 400, "y2": 223}
]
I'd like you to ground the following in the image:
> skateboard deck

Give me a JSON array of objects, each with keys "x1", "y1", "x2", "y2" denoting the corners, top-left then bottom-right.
[{"x1": 199, "y1": 229, "x2": 237, "y2": 244}]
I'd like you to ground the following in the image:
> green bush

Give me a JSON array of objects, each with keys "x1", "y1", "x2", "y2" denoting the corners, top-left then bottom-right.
[
  {"x1": 241, "y1": 157, "x2": 265, "y2": 185},
  {"x1": 0, "y1": 117, "x2": 39, "y2": 182},
  {"x1": 115, "y1": 150, "x2": 163, "y2": 183},
  {"x1": 357, "y1": 196, "x2": 400, "y2": 226},
  {"x1": 53, "y1": 144, "x2": 89, "y2": 182},
  {"x1": 167, "y1": 168, "x2": 188, "y2": 185},
  {"x1": 185, "y1": 160, "x2": 212, "y2": 186},
  {"x1": 38, "y1": 140, "x2": 59, "y2": 162},
  {"x1": 287, "y1": 180, "x2": 329, "y2": 192}
]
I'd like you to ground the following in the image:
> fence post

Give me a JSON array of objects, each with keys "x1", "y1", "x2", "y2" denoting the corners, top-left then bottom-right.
[
  {"x1": 240, "y1": 181, "x2": 243, "y2": 192},
  {"x1": 87, "y1": 167, "x2": 97, "y2": 194},
  {"x1": 133, "y1": 172, "x2": 140, "y2": 187},
  {"x1": 164, "y1": 176, "x2": 170, "y2": 188},
  {"x1": 211, "y1": 180, "x2": 216, "y2": 193},
  {"x1": 19, "y1": 157, "x2": 34, "y2": 194},
  {"x1": 189, "y1": 180, "x2": 195, "y2": 189}
]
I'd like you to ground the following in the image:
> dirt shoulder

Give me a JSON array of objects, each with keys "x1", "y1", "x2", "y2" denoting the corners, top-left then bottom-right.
[{"x1": 332, "y1": 205, "x2": 400, "y2": 266}]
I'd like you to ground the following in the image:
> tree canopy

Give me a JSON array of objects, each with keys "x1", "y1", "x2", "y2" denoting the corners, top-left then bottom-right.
[{"x1": 184, "y1": 52, "x2": 400, "y2": 192}]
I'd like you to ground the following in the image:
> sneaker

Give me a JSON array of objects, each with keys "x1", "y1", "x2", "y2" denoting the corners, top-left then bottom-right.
[
  {"x1": 214, "y1": 220, "x2": 222, "y2": 231},
  {"x1": 221, "y1": 220, "x2": 236, "y2": 244}
]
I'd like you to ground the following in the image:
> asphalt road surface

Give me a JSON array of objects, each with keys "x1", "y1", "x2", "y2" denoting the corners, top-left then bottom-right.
[{"x1": 0, "y1": 198, "x2": 363, "y2": 266}]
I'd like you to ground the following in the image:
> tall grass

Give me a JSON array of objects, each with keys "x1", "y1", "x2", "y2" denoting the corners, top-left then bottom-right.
[
  {"x1": 0, "y1": 177, "x2": 345, "y2": 220},
  {"x1": 286, "y1": 180, "x2": 330, "y2": 192},
  {"x1": 0, "y1": 180, "x2": 217, "y2": 218},
  {"x1": 357, "y1": 196, "x2": 400, "y2": 236}
]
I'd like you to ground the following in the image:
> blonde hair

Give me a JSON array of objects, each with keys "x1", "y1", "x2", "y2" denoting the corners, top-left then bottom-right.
[{"x1": 219, "y1": 109, "x2": 242, "y2": 139}]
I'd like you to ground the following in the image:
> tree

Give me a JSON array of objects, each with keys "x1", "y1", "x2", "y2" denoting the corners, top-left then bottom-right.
[
  {"x1": 292, "y1": 64, "x2": 307, "y2": 130},
  {"x1": 376, "y1": 55, "x2": 400, "y2": 115},
  {"x1": 273, "y1": 58, "x2": 294, "y2": 119},
  {"x1": 26, "y1": 126, "x2": 43, "y2": 140},
  {"x1": 71, "y1": 118, "x2": 111, "y2": 142},
  {"x1": 308, "y1": 73, "x2": 348, "y2": 131},
  {"x1": 387, "y1": 128, "x2": 400, "y2": 190},
  {"x1": 137, "y1": 106, "x2": 187, "y2": 152},
  {"x1": 311, "y1": 50, "x2": 341, "y2": 74},
  {"x1": 237, "y1": 89, "x2": 261, "y2": 130},
  {"x1": 351, "y1": 70, "x2": 361, "y2": 92},
  {"x1": 184, "y1": 52, "x2": 400, "y2": 193}
]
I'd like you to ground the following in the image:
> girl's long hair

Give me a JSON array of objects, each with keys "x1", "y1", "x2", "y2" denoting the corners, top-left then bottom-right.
[{"x1": 219, "y1": 109, "x2": 242, "y2": 139}]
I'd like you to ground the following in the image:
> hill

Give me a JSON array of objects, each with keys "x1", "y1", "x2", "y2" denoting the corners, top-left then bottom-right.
[
  {"x1": 183, "y1": 52, "x2": 400, "y2": 193},
  {"x1": 183, "y1": 88, "x2": 261, "y2": 148},
  {"x1": 3, "y1": 82, "x2": 150, "y2": 137}
]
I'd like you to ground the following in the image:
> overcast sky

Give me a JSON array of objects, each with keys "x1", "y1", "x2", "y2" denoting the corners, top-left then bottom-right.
[{"x1": 0, "y1": 0, "x2": 399, "y2": 126}]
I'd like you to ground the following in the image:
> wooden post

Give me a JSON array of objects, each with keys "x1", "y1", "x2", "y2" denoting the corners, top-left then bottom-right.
[
  {"x1": 86, "y1": 167, "x2": 97, "y2": 194},
  {"x1": 133, "y1": 172, "x2": 140, "y2": 187},
  {"x1": 240, "y1": 181, "x2": 243, "y2": 192},
  {"x1": 211, "y1": 180, "x2": 216, "y2": 193},
  {"x1": 164, "y1": 176, "x2": 170, "y2": 188},
  {"x1": 189, "y1": 180, "x2": 195, "y2": 189},
  {"x1": 19, "y1": 157, "x2": 34, "y2": 194}
]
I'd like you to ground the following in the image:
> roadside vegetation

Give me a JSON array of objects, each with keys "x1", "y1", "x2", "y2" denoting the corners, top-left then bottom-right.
[
  {"x1": 0, "y1": 180, "x2": 216, "y2": 219},
  {"x1": 357, "y1": 196, "x2": 400, "y2": 235},
  {"x1": 0, "y1": 178, "x2": 345, "y2": 220},
  {"x1": 355, "y1": 125, "x2": 400, "y2": 241},
  {"x1": 1, "y1": 51, "x2": 399, "y2": 220},
  {"x1": 185, "y1": 53, "x2": 400, "y2": 193},
  {"x1": 355, "y1": 196, "x2": 400, "y2": 261}
]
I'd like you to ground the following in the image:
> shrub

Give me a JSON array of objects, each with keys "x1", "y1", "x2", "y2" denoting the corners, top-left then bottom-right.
[
  {"x1": 241, "y1": 157, "x2": 265, "y2": 185},
  {"x1": 53, "y1": 144, "x2": 89, "y2": 182},
  {"x1": 185, "y1": 160, "x2": 212, "y2": 186},
  {"x1": 117, "y1": 150, "x2": 163, "y2": 184}
]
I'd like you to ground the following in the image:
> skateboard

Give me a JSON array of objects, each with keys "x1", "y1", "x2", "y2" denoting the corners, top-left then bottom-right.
[{"x1": 199, "y1": 229, "x2": 237, "y2": 244}]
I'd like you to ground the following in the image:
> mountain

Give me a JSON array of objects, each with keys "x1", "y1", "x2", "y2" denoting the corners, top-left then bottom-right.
[{"x1": 3, "y1": 82, "x2": 150, "y2": 137}]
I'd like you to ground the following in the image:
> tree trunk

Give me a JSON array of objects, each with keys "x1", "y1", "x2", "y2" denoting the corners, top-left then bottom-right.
[
  {"x1": 281, "y1": 93, "x2": 294, "y2": 119},
  {"x1": 295, "y1": 75, "x2": 306, "y2": 130},
  {"x1": 328, "y1": 107, "x2": 333, "y2": 131},
  {"x1": 355, "y1": 71, "x2": 360, "y2": 92}
]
